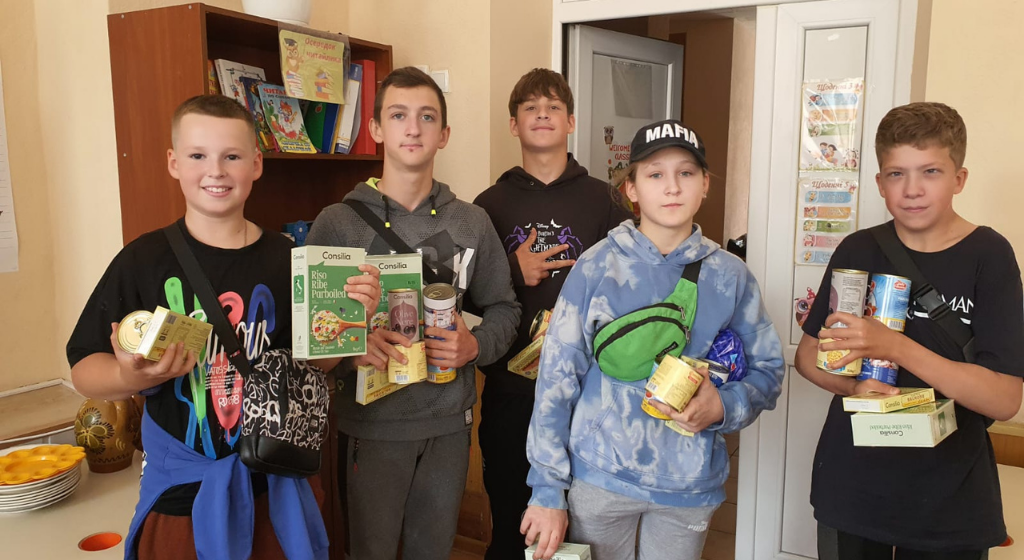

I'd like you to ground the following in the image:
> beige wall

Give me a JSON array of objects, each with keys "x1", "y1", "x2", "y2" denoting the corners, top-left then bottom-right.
[
  {"x1": 924, "y1": 0, "x2": 1024, "y2": 425},
  {"x1": 723, "y1": 13, "x2": 755, "y2": 245},
  {"x1": 0, "y1": 0, "x2": 61, "y2": 392},
  {"x1": 349, "y1": 1, "x2": 492, "y2": 202},
  {"x1": 490, "y1": 0, "x2": 552, "y2": 183}
]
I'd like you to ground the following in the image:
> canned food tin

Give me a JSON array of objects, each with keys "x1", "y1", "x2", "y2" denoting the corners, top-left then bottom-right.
[
  {"x1": 529, "y1": 309, "x2": 552, "y2": 341},
  {"x1": 643, "y1": 355, "x2": 703, "y2": 420},
  {"x1": 388, "y1": 288, "x2": 420, "y2": 342},
  {"x1": 424, "y1": 283, "x2": 458, "y2": 383},
  {"x1": 817, "y1": 268, "x2": 868, "y2": 375},
  {"x1": 706, "y1": 359, "x2": 730, "y2": 387},
  {"x1": 864, "y1": 273, "x2": 911, "y2": 332},
  {"x1": 117, "y1": 310, "x2": 153, "y2": 354},
  {"x1": 857, "y1": 273, "x2": 912, "y2": 385},
  {"x1": 816, "y1": 330, "x2": 862, "y2": 376}
]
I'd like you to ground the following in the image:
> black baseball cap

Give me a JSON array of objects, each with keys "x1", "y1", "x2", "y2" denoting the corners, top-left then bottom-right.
[{"x1": 629, "y1": 119, "x2": 707, "y2": 168}]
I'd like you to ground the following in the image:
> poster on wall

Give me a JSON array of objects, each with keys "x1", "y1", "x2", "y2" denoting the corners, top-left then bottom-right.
[
  {"x1": 279, "y1": 29, "x2": 347, "y2": 104},
  {"x1": 794, "y1": 177, "x2": 858, "y2": 265},
  {"x1": 0, "y1": 60, "x2": 19, "y2": 273},
  {"x1": 799, "y1": 78, "x2": 864, "y2": 172}
]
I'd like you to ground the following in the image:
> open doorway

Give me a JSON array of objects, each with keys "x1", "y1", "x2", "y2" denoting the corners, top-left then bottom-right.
[
  {"x1": 569, "y1": 10, "x2": 755, "y2": 258},
  {"x1": 564, "y1": 10, "x2": 756, "y2": 560}
]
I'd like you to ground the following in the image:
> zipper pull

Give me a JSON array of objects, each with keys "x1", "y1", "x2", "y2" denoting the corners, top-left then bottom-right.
[{"x1": 352, "y1": 438, "x2": 360, "y2": 474}]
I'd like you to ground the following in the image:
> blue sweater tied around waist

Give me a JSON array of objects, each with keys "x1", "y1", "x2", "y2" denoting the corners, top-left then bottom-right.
[{"x1": 124, "y1": 409, "x2": 328, "y2": 560}]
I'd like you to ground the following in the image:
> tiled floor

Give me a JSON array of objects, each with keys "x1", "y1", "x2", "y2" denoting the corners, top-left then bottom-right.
[{"x1": 451, "y1": 432, "x2": 741, "y2": 560}]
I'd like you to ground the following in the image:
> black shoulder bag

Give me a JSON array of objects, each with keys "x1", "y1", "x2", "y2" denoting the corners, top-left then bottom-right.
[
  {"x1": 164, "y1": 223, "x2": 328, "y2": 477},
  {"x1": 869, "y1": 224, "x2": 976, "y2": 362}
]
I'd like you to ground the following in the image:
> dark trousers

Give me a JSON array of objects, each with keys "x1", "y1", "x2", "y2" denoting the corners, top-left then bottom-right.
[
  {"x1": 818, "y1": 523, "x2": 989, "y2": 560},
  {"x1": 478, "y1": 387, "x2": 535, "y2": 560}
]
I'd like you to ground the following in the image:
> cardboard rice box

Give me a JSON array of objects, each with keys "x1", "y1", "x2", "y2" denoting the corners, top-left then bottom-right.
[
  {"x1": 843, "y1": 388, "x2": 935, "y2": 414},
  {"x1": 851, "y1": 399, "x2": 957, "y2": 448},
  {"x1": 508, "y1": 336, "x2": 544, "y2": 380},
  {"x1": 354, "y1": 253, "x2": 423, "y2": 403},
  {"x1": 291, "y1": 246, "x2": 367, "y2": 359},
  {"x1": 524, "y1": 542, "x2": 591, "y2": 560}
]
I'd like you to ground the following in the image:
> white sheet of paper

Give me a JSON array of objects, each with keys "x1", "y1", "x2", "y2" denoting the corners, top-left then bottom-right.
[{"x1": 0, "y1": 60, "x2": 20, "y2": 273}]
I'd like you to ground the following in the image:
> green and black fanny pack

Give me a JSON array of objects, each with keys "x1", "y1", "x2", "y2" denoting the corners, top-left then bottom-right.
[{"x1": 593, "y1": 259, "x2": 703, "y2": 382}]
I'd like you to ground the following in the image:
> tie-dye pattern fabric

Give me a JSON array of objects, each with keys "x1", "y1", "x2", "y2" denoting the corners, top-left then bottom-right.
[{"x1": 526, "y1": 220, "x2": 785, "y2": 509}]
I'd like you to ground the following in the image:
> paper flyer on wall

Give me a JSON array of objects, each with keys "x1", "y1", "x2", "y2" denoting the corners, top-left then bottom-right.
[
  {"x1": 0, "y1": 61, "x2": 19, "y2": 273},
  {"x1": 799, "y1": 78, "x2": 864, "y2": 172},
  {"x1": 279, "y1": 28, "x2": 347, "y2": 104},
  {"x1": 794, "y1": 177, "x2": 858, "y2": 265}
]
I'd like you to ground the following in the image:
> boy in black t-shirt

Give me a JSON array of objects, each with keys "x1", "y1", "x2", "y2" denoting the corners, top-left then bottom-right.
[
  {"x1": 67, "y1": 95, "x2": 380, "y2": 560},
  {"x1": 795, "y1": 102, "x2": 1024, "y2": 559},
  {"x1": 472, "y1": 69, "x2": 632, "y2": 560}
]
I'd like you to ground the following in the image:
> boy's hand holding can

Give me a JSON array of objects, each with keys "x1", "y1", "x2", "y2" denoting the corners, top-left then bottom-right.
[
  {"x1": 819, "y1": 311, "x2": 907, "y2": 370},
  {"x1": 424, "y1": 314, "x2": 479, "y2": 369},
  {"x1": 108, "y1": 322, "x2": 197, "y2": 391}
]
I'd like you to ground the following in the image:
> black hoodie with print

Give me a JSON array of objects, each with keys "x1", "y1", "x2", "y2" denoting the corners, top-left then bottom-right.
[{"x1": 473, "y1": 154, "x2": 633, "y2": 395}]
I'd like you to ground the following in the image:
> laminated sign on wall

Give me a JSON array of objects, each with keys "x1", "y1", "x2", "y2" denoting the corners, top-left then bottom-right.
[{"x1": 794, "y1": 78, "x2": 864, "y2": 266}]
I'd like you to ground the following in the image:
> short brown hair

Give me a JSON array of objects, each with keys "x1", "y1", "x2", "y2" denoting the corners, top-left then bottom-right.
[
  {"x1": 508, "y1": 68, "x2": 574, "y2": 117},
  {"x1": 171, "y1": 94, "x2": 255, "y2": 147},
  {"x1": 875, "y1": 102, "x2": 967, "y2": 168},
  {"x1": 374, "y1": 67, "x2": 448, "y2": 128}
]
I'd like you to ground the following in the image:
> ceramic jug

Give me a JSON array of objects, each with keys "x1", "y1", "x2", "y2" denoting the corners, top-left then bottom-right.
[{"x1": 74, "y1": 398, "x2": 140, "y2": 473}]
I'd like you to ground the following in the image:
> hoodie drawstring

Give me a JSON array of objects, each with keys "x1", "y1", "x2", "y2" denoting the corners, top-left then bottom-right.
[
  {"x1": 382, "y1": 194, "x2": 391, "y2": 228},
  {"x1": 380, "y1": 191, "x2": 438, "y2": 226}
]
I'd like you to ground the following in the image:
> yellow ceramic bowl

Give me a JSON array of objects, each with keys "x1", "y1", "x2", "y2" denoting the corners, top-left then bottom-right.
[{"x1": 0, "y1": 444, "x2": 86, "y2": 485}]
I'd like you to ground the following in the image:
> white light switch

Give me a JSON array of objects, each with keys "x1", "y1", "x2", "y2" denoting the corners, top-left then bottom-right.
[{"x1": 430, "y1": 70, "x2": 450, "y2": 93}]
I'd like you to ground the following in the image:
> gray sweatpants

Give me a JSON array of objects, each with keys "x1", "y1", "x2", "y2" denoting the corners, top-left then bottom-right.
[
  {"x1": 567, "y1": 480, "x2": 719, "y2": 560},
  {"x1": 345, "y1": 430, "x2": 471, "y2": 560}
]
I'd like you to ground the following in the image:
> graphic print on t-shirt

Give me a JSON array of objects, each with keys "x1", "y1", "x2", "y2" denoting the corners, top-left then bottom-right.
[
  {"x1": 503, "y1": 220, "x2": 583, "y2": 278},
  {"x1": 163, "y1": 276, "x2": 276, "y2": 458}
]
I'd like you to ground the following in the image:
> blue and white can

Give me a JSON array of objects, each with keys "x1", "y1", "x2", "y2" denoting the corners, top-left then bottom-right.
[{"x1": 858, "y1": 273, "x2": 912, "y2": 385}]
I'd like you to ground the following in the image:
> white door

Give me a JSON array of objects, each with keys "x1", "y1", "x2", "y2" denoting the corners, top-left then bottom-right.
[
  {"x1": 740, "y1": 1, "x2": 914, "y2": 559},
  {"x1": 566, "y1": 25, "x2": 684, "y2": 184}
]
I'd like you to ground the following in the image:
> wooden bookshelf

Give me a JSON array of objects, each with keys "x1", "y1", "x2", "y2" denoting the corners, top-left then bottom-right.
[
  {"x1": 107, "y1": 5, "x2": 392, "y2": 558},
  {"x1": 108, "y1": 3, "x2": 392, "y2": 244}
]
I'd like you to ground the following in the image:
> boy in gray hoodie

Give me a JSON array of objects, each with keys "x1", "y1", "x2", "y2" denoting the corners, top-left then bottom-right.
[{"x1": 306, "y1": 67, "x2": 520, "y2": 560}]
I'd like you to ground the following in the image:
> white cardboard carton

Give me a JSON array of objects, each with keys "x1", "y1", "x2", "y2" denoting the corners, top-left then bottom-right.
[{"x1": 851, "y1": 399, "x2": 957, "y2": 447}]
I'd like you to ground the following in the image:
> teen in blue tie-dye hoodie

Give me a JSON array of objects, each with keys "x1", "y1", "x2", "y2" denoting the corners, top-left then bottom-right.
[{"x1": 521, "y1": 120, "x2": 786, "y2": 560}]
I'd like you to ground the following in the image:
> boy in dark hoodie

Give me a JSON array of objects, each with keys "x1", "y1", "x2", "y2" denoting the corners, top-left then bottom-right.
[
  {"x1": 306, "y1": 67, "x2": 520, "y2": 560},
  {"x1": 473, "y1": 68, "x2": 633, "y2": 560}
]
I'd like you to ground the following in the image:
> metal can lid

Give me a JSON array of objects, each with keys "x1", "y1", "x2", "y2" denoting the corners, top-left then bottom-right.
[
  {"x1": 423, "y1": 283, "x2": 457, "y2": 306},
  {"x1": 833, "y1": 268, "x2": 869, "y2": 275},
  {"x1": 388, "y1": 288, "x2": 418, "y2": 294},
  {"x1": 529, "y1": 309, "x2": 551, "y2": 338},
  {"x1": 117, "y1": 310, "x2": 153, "y2": 353}
]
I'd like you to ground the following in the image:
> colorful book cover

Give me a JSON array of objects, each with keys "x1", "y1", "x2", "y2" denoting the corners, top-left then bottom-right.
[
  {"x1": 303, "y1": 102, "x2": 329, "y2": 152},
  {"x1": 258, "y1": 83, "x2": 317, "y2": 154},
  {"x1": 239, "y1": 77, "x2": 279, "y2": 153},
  {"x1": 334, "y1": 63, "x2": 363, "y2": 154},
  {"x1": 320, "y1": 103, "x2": 342, "y2": 154},
  {"x1": 351, "y1": 59, "x2": 377, "y2": 155},
  {"x1": 207, "y1": 60, "x2": 220, "y2": 95},
  {"x1": 214, "y1": 59, "x2": 266, "y2": 108},
  {"x1": 279, "y1": 29, "x2": 346, "y2": 104}
]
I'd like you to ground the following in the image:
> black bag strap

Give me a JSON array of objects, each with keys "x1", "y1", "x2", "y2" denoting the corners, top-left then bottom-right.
[
  {"x1": 342, "y1": 199, "x2": 454, "y2": 286},
  {"x1": 869, "y1": 223, "x2": 975, "y2": 361},
  {"x1": 163, "y1": 223, "x2": 252, "y2": 378},
  {"x1": 682, "y1": 259, "x2": 703, "y2": 284}
]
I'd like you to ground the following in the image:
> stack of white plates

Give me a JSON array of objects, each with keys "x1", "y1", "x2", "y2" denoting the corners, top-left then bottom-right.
[{"x1": 0, "y1": 444, "x2": 85, "y2": 514}]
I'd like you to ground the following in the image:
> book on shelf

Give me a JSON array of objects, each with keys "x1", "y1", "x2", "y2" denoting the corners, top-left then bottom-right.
[
  {"x1": 214, "y1": 59, "x2": 266, "y2": 108},
  {"x1": 351, "y1": 59, "x2": 377, "y2": 155},
  {"x1": 239, "y1": 77, "x2": 280, "y2": 153},
  {"x1": 303, "y1": 101, "x2": 329, "y2": 153},
  {"x1": 207, "y1": 60, "x2": 220, "y2": 95},
  {"x1": 320, "y1": 103, "x2": 342, "y2": 154},
  {"x1": 334, "y1": 63, "x2": 363, "y2": 154},
  {"x1": 258, "y1": 83, "x2": 318, "y2": 154}
]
